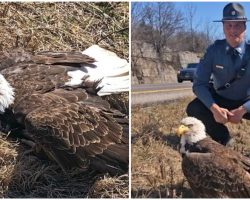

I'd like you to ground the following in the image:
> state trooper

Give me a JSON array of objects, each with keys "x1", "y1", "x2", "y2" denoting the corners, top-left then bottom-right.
[{"x1": 186, "y1": 2, "x2": 250, "y2": 145}]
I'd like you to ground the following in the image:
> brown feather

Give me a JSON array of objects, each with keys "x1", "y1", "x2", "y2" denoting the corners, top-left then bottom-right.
[
  {"x1": 183, "y1": 138, "x2": 250, "y2": 198},
  {"x1": 0, "y1": 49, "x2": 128, "y2": 175},
  {"x1": 33, "y1": 51, "x2": 95, "y2": 65}
]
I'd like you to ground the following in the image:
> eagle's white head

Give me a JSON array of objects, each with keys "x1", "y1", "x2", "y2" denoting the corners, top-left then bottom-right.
[
  {"x1": 176, "y1": 117, "x2": 207, "y2": 153},
  {"x1": 0, "y1": 74, "x2": 14, "y2": 113}
]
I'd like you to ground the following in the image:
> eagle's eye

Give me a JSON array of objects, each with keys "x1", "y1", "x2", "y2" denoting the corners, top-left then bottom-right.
[{"x1": 187, "y1": 124, "x2": 193, "y2": 128}]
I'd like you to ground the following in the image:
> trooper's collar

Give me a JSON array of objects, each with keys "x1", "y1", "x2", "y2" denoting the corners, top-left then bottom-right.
[{"x1": 226, "y1": 41, "x2": 245, "y2": 55}]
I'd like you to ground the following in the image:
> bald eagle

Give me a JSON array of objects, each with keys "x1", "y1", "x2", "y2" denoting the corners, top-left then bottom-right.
[
  {"x1": 0, "y1": 45, "x2": 129, "y2": 175},
  {"x1": 176, "y1": 117, "x2": 250, "y2": 198}
]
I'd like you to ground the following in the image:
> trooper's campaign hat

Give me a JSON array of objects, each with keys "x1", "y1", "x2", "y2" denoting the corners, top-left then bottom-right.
[{"x1": 214, "y1": 2, "x2": 249, "y2": 22}]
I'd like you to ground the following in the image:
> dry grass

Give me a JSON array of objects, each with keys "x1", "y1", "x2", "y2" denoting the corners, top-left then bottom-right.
[
  {"x1": 0, "y1": 134, "x2": 128, "y2": 198},
  {"x1": 0, "y1": 2, "x2": 128, "y2": 59},
  {"x1": 132, "y1": 97, "x2": 250, "y2": 198},
  {"x1": 0, "y1": 2, "x2": 128, "y2": 198},
  {"x1": 88, "y1": 174, "x2": 129, "y2": 198}
]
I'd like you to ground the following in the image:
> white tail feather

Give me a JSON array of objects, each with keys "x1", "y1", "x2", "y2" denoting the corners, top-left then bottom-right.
[
  {"x1": 65, "y1": 70, "x2": 86, "y2": 86},
  {"x1": 82, "y1": 45, "x2": 129, "y2": 96},
  {"x1": 97, "y1": 76, "x2": 129, "y2": 96},
  {"x1": 0, "y1": 74, "x2": 14, "y2": 112},
  {"x1": 65, "y1": 45, "x2": 129, "y2": 96},
  {"x1": 67, "y1": 45, "x2": 130, "y2": 96}
]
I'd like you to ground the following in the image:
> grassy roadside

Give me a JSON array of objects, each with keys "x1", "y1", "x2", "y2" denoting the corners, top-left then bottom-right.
[{"x1": 132, "y1": 97, "x2": 250, "y2": 198}]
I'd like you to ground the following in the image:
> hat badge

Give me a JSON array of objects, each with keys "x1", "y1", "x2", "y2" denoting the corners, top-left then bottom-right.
[{"x1": 231, "y1": 10, "x2": 236, "y2": 15}]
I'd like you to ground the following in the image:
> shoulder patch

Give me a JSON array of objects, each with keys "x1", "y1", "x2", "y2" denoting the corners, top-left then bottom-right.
[
  {"x1": 245, "y1": 40, "x2": 250, "y2": 48},
  {"x1": 214, "y1": 39, "x2": 226, "y2": 46}
]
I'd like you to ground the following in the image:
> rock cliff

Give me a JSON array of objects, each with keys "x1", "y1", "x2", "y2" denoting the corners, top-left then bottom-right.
[{"x1": 132, "y1": 41, "x2": 200, "y2": 84}]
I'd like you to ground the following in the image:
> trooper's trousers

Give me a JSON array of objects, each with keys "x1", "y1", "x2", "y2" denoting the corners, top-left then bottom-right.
[{"x1": 186, "y1": 91, "x2": 250, "y2": 145}]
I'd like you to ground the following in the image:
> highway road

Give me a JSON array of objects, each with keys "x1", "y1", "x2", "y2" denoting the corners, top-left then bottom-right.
[{"x1": 131, "y1": 82, "x2": 195, "y2": 105}]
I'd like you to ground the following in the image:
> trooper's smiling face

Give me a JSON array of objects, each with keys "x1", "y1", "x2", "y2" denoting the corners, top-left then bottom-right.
[{"x1": 223, "y1": 21, "x2": 246, "y2": 47}]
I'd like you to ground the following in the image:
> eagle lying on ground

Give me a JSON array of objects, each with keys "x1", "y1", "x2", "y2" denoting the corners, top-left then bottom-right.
[
  {"x1": 176, "y1": 117, "x2": 250, "y2": 198},
  {"x1": 0, "y1": 45, "x2": 129, "y2": 175}
]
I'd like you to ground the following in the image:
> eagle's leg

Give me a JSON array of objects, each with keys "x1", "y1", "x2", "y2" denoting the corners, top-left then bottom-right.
[
  {"x1": 21, "y1": 140, "x2": 35, "y2": 155},
  {"x1": 20, "y1": 130, "x2": 34, "y2": 141},
  {"x1": 21, "y1": 138, "x2": 42, "y2": 155},
  {"x1": 21, "y1": 136, "x2": 57, "y2": 163},
  {"x1": 20, "y1": 131, "x2": 47, "y2": 157}
]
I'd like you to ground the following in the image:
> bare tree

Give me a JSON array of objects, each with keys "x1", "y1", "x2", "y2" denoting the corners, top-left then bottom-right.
[
  {"x1": 203, "y1": 19, "x2": 221, "y2": 44},
  {"x1": 136, "y1": 2, "x2": 183, "y2": 56},
  {"x1": 131, "y1": 3, "x2": 152, "y2": 43},
  {"x1": 131, "y1": 2, "x2": 144, "y2": 27},
  {"x1": 185, "y1": 3, "x2": 197, "y2": 51}
]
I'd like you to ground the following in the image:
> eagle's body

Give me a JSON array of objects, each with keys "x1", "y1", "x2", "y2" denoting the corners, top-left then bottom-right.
[
  {"x1": 0, "y1": 46, "x2": 129, "y2": 175},
  {"x1": 177, "y1": 117, "x2": 250, "y2": 198}
]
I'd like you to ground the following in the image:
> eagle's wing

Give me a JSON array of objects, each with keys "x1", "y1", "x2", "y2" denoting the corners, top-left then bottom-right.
[
  {"x1": 33, "y1": 51, "x2": 95, "y2": 65},
  {"x1": 0, "y1": 49, "x2": 95, "y2": 70},
  {"x1": 2, "y1": 64, "x2": 69, "y2": 106},
  {"x1": 2, "y1": 49, "x2": 128, "y2": 110},
  {"x1": 101, "y1": 92, "x2": 129, "y2": 115},
  {"x1": 14, "y1": 89, "x2": 128, "y2": 174},
  {"x1": 183, "y1": 140, "x2": 250, "y2": 198},
  {"x1": 198, "y1": 138, "x2": 250, "y2": 172},
  {"x1": 0, "y1": 48, "x2": 128, "y2": 174}
]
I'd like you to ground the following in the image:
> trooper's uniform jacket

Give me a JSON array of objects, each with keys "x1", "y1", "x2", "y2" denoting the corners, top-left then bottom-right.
[{"x1": 193, "y1": 39, "x2": 250, "y2": 111}]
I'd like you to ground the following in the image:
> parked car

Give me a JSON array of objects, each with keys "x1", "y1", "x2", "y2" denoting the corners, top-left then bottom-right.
[{"x1": 177, "y1": 63, "x2": 198, "y2": 83}]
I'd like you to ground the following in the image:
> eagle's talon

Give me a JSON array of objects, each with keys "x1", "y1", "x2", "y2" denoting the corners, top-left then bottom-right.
[
  {"x1": 21, "y1": 138, "x2": 36, "y2": 148},
  {"x1": 21, "y1": 139, "x2": 44, "y2": 157}
]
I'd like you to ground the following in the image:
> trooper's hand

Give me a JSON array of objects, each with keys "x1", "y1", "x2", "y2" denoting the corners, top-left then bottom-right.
[
  {"x1": 210, "y1": 103, "x2": 234, "y2": 124},
  {"x1": 228, "y1": 106, "x2": 247, "y2": 123}
]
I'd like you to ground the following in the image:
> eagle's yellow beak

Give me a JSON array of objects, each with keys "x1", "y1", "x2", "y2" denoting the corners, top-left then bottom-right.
[{"x1": 176, "y1": 125, "x2": 190, "y2": 137}]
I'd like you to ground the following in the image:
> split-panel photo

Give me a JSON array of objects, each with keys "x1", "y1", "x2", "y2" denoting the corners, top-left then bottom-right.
[{"x1": 1, "y1": 1, "x2": 250, "y2": 199}]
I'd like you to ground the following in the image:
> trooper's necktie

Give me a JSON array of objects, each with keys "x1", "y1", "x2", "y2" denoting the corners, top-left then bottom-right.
[{"x1": 229, "y1": 48, "x2": 239, "y2": 63}]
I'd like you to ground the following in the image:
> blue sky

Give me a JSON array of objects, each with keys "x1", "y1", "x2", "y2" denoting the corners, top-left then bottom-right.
[
  {"x1": 175, "y1": 2, "x2": 250, "y2": 39},
  {"x1": 132, "y1": 2, "x2": 250, "y2": 40}
]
